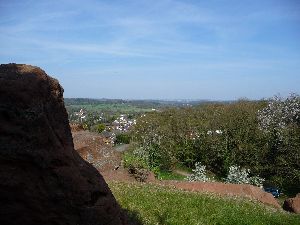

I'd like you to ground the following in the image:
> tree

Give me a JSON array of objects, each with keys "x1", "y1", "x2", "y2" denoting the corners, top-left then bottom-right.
[
  {"x1": 258, "y1": 93, "x2": 300, "y2": 133},
  {"x1": 257, "y1": 94, "x2": 300, "y2": 194}
]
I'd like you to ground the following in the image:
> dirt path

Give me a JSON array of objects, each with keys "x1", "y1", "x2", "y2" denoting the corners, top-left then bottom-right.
[
  {"x1": 114, "y1": 144, "x2": 130, "y2": 152},
  {"x1": 173, "y1": 169, "x2": 191, "y2": 177}
]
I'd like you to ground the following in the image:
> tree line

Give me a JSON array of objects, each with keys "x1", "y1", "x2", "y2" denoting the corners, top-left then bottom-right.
[{"x1": 130, "y1": 94, "x2": 300, "y2": 195}]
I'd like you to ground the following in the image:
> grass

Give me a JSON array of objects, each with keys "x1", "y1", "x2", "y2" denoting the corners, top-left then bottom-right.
[
  {"x1": 109, "y1": 182, "x2": 300, "y2": 225},
  {"x1": 156, "y1": 170, "x2": 186, "y2": 180}
]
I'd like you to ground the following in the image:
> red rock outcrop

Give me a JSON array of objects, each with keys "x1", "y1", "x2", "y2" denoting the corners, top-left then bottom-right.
[
  {"x1": 0, "y1": 64, "x2": 126, "y2": 225},
  {"x1": 283, "y1": 193, "x2": 300, "y2": 213},
  {"x1": 72, "y1": 130, "x2": 121, "y2": 172},
  {"x1": 70, "y1": 123, "x2": 84, "y2": 132}
]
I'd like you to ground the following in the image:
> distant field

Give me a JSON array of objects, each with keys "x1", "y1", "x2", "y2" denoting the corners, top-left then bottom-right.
[
  {"x1": 64, "y1": 98, "x2": 217, "y2": 113},
  {"x1": 109, "y1": 182, "x2": 300, "y2": 225},
  {"x1": 64, "y1": 98, "x2": 159, "y2": 113},
  {"x1": 66, "y1": 103, "x2": 153, "y2": 113}
]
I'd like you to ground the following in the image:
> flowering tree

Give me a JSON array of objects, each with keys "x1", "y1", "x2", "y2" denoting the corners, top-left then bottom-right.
[
  {"x1": 257, "y1": 93, "x2": 300, "y2": 135},
  {"x1": 186, "y1": 162, "x2": 212, "y2": 182},
  {"x1": 257, "y1": 93, "x2": 300, "y2": 193},
  {"x1": 224, "y1": 165, "x2": 251, "y2": 184},
  {"x1": 224, "y1": 165, "x2": 264, "y2": 187}
]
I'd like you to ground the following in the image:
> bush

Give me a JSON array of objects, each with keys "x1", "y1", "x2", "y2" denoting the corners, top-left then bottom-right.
[
  {"x1": 249, "y1": 176, "x2": 265, "y2": 188},
  {"x1": 115, "y1": 133, "x2": 131, "y2": 145},
  {"x1": 225, "y1": 166, "x2": 250, "y2": 184},
  {"x1": 89, "y1": 123, "x2": 106, "y2": 133},
  {"x1": 186, "y1": 162, "x2": 212, "y2": 182},
  {"x1": 96, "y1": 123, "x2": 106, "y2": 133},
  {"x1": 225, "y1": 165, "x2": 264, "y2": 187},
  {"x1": 123, "y1": 150, "x2": 148, "y2": 169},
  {"x1": 123, "y1": 151, "x2": 149, "y2": 182},
  {"x1": 123, "y1": 150, "x2": 150, "y2": 182}
]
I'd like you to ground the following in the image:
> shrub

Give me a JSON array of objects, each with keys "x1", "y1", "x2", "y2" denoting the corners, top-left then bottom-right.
[
  {"x1": 89, "y1": 123, "x2": 105, "y2": 133},
  {"x1": 225, "y1": 166, "x2": 250, "y2": 184},
  {"x1": 249, "y1": 175, "x2": 265, "y2": 188},
  {"x1": 186, "y1": 162, "x2": 212, "y2": 182},
  {"x1": 96, "y1": 123, "x2": 106, "y2": 133},
  {"x1": 115, "y1": 133, "x2": 131, "y2": 145},
  {"x1": 225, "y1": 165, "x2": 264, "y2": 187},
  {"x1": 123, "y1": 150, "x2": 148, "y2": 169},
  {"x1": 123, "y1": 150, "x2": 150, "y2": 182}
]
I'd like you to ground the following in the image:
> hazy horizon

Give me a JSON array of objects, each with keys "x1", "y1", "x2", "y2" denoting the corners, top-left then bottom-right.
[
  {"x1": 63, "y1": 95, "x2": 289, "y2": 102},
  {"x1": 1, "y1": 0, "x2": 300, "y2": 100}
]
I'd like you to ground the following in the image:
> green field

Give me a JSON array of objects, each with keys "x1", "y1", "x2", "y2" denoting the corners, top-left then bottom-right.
[
  {"x1": 109, "y1": 182, "x2": 300, "y2": 225},
  {"x1": 64, "y1": 98, "x2": 166, "y2": 114},
  {"x1": 66, "y1": 103, "x2": 153, "y2": 113}
]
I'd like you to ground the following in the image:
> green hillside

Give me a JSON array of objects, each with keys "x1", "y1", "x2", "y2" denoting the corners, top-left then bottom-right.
[{"x1": 109, "y1": 182, "x2": 300, "y2": 225}]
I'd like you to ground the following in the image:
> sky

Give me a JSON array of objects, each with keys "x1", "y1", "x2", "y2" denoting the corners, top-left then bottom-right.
[{"x1": 0, "y1": 0, "x2": 300, "y2": 100}]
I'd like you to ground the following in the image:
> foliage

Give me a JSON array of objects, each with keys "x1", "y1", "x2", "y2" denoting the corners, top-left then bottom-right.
[
  {"x1": 257, "y1": 94, "x2": 300, "y2": 194},
  {"x1": 82, "y1": 123, "x2": 88, "y2": 130},
  {"x1": 115, "y1": 133, "x2": 131, "y2": 145},
  {"x1": 257, "y1": 93, "x2": 300, "y2": 133},
  {"x1": 224, "y1": 166, "x2": 251, "y2": 184},
  {"x1": 249, "y1": 176, "x2": 266, "y2": 188},
  {"x1": 132, "y1": 100, "x2": 266, "y2": 176},
  {"x1": 123, "y1": 149, "x2": 148, "y2": 170},
  {"x1": 109, "y1": 182, "x2": 300, "y2": 225},
  {"x1": 153, "y1": 167, "x2": 186, "y2": 180},
  {"x1": 90, "y1": 123, "x2": 106, "y2": 133},
  {"x1": 96, "y1": 123, "x2": 106, "y2": 133},
  {"x1": 123, "y1": 149, "x2": 151, "y2": 182},
  {"x1": 186, "y1": 162, "x2": 212, "y2": 182},
  {"x1": 131, "y1": 95, "x2": 299, "y2": 195},
  {"x1": 224, "y1": 165, "x2": 265, "y2": 187}
]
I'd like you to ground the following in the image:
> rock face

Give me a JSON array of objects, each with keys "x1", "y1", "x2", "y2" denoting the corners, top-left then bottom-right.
[
  {"x1": 0, "y1": 64, "x2": 126, "y2": 225},
  {"x1": 72, "y1": 130, "x2": 121, "y2": 172},
  {"x1": 283, "y1": 194, "x2": 300, "y2": 214}
]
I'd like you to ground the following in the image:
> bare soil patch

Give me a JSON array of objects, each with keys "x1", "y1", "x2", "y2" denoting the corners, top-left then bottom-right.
[{"x1": 72, "y1": 130, "x2": 134, "y2": 182}]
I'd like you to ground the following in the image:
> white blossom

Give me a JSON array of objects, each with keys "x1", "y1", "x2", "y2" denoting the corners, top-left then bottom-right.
[
  {"x1": 186, "y1": 162, "x2": 212, "y2": 182},
  {"x1": 257, "y1": 93, "x2": 300, "y2": 136},
  {"x1": 225, "y1": 165, "x2": 264, "y2": 187}
]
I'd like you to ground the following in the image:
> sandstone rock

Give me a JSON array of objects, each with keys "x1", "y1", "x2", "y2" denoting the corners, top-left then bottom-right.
[
  {"x1": 72, "y1": 130, "x2": 121, "y2": 172},
  {"x1": 70, "y1": 123, "x2": 84, "y2": 132},
  {"x1": 283, "y1": 193, "x2": 300, "y2": 213},
  {"x1": 0, "y1": 64, "x2": 126, "y2": 225}
]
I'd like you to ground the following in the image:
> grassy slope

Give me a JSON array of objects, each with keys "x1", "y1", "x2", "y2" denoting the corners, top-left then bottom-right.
[{"x1": 109, "y1": 182, "x2": 300, "y2": 225}]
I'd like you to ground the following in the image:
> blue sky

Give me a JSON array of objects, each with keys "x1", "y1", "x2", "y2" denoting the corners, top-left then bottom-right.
[{"x1": 0, "y1": 0, "x2": 300, "y2": 100}]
